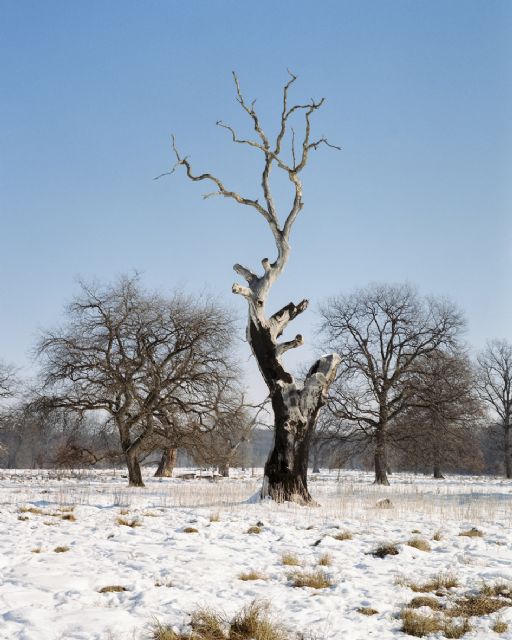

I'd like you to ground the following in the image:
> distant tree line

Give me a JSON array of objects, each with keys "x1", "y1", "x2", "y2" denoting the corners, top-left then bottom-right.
[{"x1": 0, "y1": 277, "x2": 511, "y2": 485}]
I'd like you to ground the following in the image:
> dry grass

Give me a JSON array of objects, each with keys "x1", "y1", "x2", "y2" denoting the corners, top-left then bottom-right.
[
  {"x1": 397, "y1": 571, "x2": 459, "y2": 592},
  {"x1": 317, "y1": 553, "x2": 333, "y2": 566},
  {"x1": 238, "y1": 570, "x2": 266, "y2": 581},
  {"x1": 152, "y1": 601, "x2": 287, "y2": 640},
  {"x1": 209, "y1": 512, "x2": 220, "y2": 523},
  {"x1": 281, "y1": 552, "x2": 301, "y2": 566},
  {"x1": 481, "y1": 582, "x2": 512, "y2": 599},
  {"x1": 407, "y1": 538, "x2": 431, "y2": 552},
  {"x1": 247, "y1": 526, "x2": 262, "y2": 535},
  {"x1": 400, "y1": 609, "x2": 471, "y2": 638},
  {"x1": 333, "y1": 531, "x2": 352, "y2": 541},
  {"x1": 99, "y1": 585, "x2": 127, "y2": 593},
  {"x1": 119, "y1": 508, "x2": 130, "y2": 515},
  {"x1": 31, "y1": 547, "x2": 42, "y2": 553},
  {"x1": 54, "y1": 545, "x2": 70, "y2": 553},
  {"x1": 289, "y1": 569, "x2": 333, "y2": 589},
  {"x1": 155, "y1": 579, "x2": 173, "y2": 588},
  {"x1": 409, "y1": 596, "x2": 443, "y2": 610},
  {"x1": 357, "y1": 607, "x2": 378, "y2": 616},
  {"x1": 116, "y1": 516, "x2": 142, "y2": 528},
  {"x1": 492, "y1": 619, "x2": 508, "y2": 633},
  {"x1": 459, "y1": 527, "x2": 483, "y2": 538},
  {"x1": 183, "y1": 527, "x2": 199, "y2": 534},
  {"x1": 432, "y1": 530, "x2": 443, "y2": 541},
  {"x1": 19, "y1": 506, "x2": 44, "y2": 515},
  {"x1": 371, "y1": 543, "x2": 399, "y2": 558},
  {"x1": 59, "y1": 513, "x2": 76, "y2": 521},
  {"x1": 18, "y1": 515, "x2": 29, "y2": 521},
  {"x1": 448, "y1": 595, "x2": 509, "y2": 617}
]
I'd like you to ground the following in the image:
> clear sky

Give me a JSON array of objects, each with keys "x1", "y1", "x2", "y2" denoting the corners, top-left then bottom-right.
[{"x1": 1, "y1": 0, "x2": 511, "y2": 389}]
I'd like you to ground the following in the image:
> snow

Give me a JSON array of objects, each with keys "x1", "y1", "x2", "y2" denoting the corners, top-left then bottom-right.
[{"x1": 0, "y1": 469, "x2": 511, "y2": 639}]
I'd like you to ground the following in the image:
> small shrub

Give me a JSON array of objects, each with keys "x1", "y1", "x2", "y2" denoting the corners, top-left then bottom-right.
[
  {"x1": 238, "y1": 570, "x2": 266, "y2": 581},
  {"x1": 116, "y1": 516, "x2": 141, "y2": 528},
  {"x1": 289, "y1": 569, "x2": 333, "y2": 589},
  {"x1": 459, "y1": 527, "x2": 483, "y2": 538},
  {"x1": 281, "y1": 553, "x2": 300, "y2": 566},
  {"x1": 247, "y1": 526, "x2": 262, "y2": 535},
  {"x1": 357, "y1": 607, "x2": 378, "y2": 616},
  {"x1": 318, "y1": 553, "x2": 332, "y2": 566},
  {"x1": 492, "y1": 619, "x2": 508, "y2": 633},
  {"x1": 409, "y1": 596, "x2": 443, "y2": 610},
  {"x1": 407, "y1": 538, "x2": 431, "y2": 552},
  {"x1": 99, "y1": 585, "x2": 127, "y2": 593},
  {"x1": 371, "y1": 543, "x2": 399, "y2": 558},
  {"x1": 54, "y1": 546, "x2": 70, "y2": 553},
  {"x1": 333, "y1": 531, "x2": 352, "y2": 541},
  {"x1": 183, "y1": 527, "x2": 199, "y2": 534}
]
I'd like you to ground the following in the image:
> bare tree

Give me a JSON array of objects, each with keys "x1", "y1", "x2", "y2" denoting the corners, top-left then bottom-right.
[
  {"x1": 36, "y1": 276, "x2": 235, "y2": 486},
  {"x1": 0, "y1": 361, "x2": 17, "y2": 400},
  {"x1": 476, "y1": 340, "x2": 512, "y2": 478},
  {"x1": 319, "y1": 283, "x2": 465, "y2": 485},
  {"x1": 167, "y1": 72, "x2": 341, "y2": 503},
  {"x1": 389, "y1": 350, "x2": 483, "y2": 478}
]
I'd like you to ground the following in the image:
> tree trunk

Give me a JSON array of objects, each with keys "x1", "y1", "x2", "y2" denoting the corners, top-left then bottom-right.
[
  {"x1": 126, "y1": 451, "x2": 144, "y2": 487},
  {"x1": 433, "y1": 463, "x2": 445, "y2": 479},
  {"x1": 154, "y1": 446, "x2": 177, "y2": 478},
  {"x1": 505, "y1": 421, "x2": 512, "y2": 480},
  {"x1": 218, "y1": 463, "x2": 230, "y2": 477},
  {"x1": 374, "y1": 424, "x2": 389, "y2": 485}
]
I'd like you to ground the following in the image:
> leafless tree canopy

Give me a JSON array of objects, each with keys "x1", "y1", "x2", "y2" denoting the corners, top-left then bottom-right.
[
  {"x1": 476, "y1": 339, "x2": 512, "y2": 478},
  {"x1": 36, "y1": 275, "x2": 237, "y2": 486},
  {"x1": 319, "y1": 283, "x2": 465, "y2": 484},
  {"x1": 168, "y1": 72, "x2": 341, "y2": 503}
]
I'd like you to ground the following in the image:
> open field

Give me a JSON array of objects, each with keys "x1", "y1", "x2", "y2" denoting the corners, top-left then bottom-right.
[{"x1": 1, "y1": 469, "x2": 511, "y2": 639}]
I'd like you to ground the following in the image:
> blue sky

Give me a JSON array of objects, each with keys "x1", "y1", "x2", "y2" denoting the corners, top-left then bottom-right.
[{"x1": 1, "y1": 0, "x2": 511, "y2": 387}]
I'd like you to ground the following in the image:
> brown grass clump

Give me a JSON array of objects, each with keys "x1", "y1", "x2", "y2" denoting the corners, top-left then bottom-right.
[
  {"x1": 397, "y1": 572, "x2": 459, "y2": 592},
  {"x1": 60, "y1": 513, "x2": 76, "y2": 521},
  {"x1": 371, "y1": 543, "x2": 399, "y2": 558},
  {"x1": 459, "y1": 527, "x2": 483, "y2": 538},
  {"x1": 247, "y1": 526, "x2": 262, "y2": 535},
  {"x1": 432, "y1": 530, "x2": 443, "y2": 541},
  {"x1": 116, "y1": 516, "x2": 141, "y2": 528},
  {"x1": 407, "y1": 538, "x2": 431, "y2": 552},
  {"x1": 19, "y1": 506, "x2": 44, "y2": 515},
  {"x1": 18, "y1": 515, "x2": 29, "y2": 521},
  {"x1": 190, "y1": 607, "x2": 226, "y2": 640},
  {"x1": 59, "y1": 505, "x2": 75, "y2": 513},
  {"x1": 238, "y1": 570, "x2": 266, "y2": 581},
  {"x1": 54, "y1": 546, "x2": 70, "y2": 553},
  {"x1": 409, "y1": 596, "x2": 443, "y2": 610},
  {"x1": 152, "y1": 622, "x2": 184, "y2": 640},
  {"x1": 229, "y1": 601, "x2": 286, "y2": 640},
  {"x1": 317, "y1": 553, "x2": 333, "y2": 566},
  {"x1": 183, "y1": 527, "x2": 199, "y2": 534},
  {"x1": 119, "y1": 508, "x2": 130, "y2": 515},
  {"x1": 401, "y1": 609, "x2": 472, "y2": 638},
  {"x1": 333, "y1": 531, "x2": 352, "y2": 541},
  {"x1": 209, "y1": 512, "x2": 220, "y2": 523},
  {"x1": 99, "y1": 585, "x2": 127, "y2": 593},
  {"x1": 31, "y1": 547, "x2": 42, "y2": 553},
  {"x1": 481, "y1": 582, "x2": 512, "y2": 599},
  {"x1": 281, "y1": 553, "x2": 300, "y2": 566},
  {"x1": 448, "y1": 595, "x2": 509, "y2": 617},
  {"x1": 289, "y1": 569, "x2": 333, "y2": 589},
  {"x1": 357, "y1": 607, "x2": 378, "y2": 616},
  {"x1": 492, "y1": 619, "x2": 508, "y2": 633}
]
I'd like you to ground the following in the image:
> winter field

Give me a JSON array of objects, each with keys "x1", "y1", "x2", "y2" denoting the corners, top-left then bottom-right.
[{"x1": 0, "y1": 469, "x2": 511, "y2": 640}]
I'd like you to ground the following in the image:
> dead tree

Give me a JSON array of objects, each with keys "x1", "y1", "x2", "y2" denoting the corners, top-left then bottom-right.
[
  {"x1": 476, "y1": 340, "x2": 512, "y2": 478},
  {"x1": 167, "y1": 73, "x2": 341, "y2": 503},
  {"x1": 320, "y1": 283, "x2": 465, "y2": 485}
]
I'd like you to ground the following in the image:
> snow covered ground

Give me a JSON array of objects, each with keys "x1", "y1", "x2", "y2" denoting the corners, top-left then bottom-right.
[{"x1": 0, "y1": 468, "x2": 511, "y2": 639}]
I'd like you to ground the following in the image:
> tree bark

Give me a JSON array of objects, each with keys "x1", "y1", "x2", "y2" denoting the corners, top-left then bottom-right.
[
  {"x1": 126, "y1": 451, "x2": 144, "y2": 486},
  {"x1": 374, "y1": 424, "x2": 390, "y2": 485},
  {"x1": 154, "y1": 446, "x2": 177, "y2": 478},
  {"x1": 218, "y1": 463, "x2": 230, "y2": 477},
  {"x1": 505, "y1": 421, "x2": 512, "y2": 479},
  {"x1": 433, "y1": 463, "x2": 445, "y2": 479}
]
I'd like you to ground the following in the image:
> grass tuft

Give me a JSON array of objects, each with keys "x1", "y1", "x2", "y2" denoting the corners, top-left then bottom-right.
[
  {"x1": 432, "y1": 530, "x2": 443, "y2": 541},
  {"x1": 31, "y1": 547, "x2": 42, "y2": 553},
  {"x1": 19, "y1": 506, "x2": 44, "y2": 515},
  {"x1": 54, "y1": 545, "x2": 70, "y2": 553},
  {"x1": 492, "y1": 619, "x2": 508, "y2": 633},
  {"x1": 409, "y1": 596, "x2": 443, "y2": 610},
  {"x1": 397, "y1": 571, "x2": 459, "y2": 592},
  {"x1": 400, "y1": 609, "x2": 471, "y2": 638},
  {"x1": 357, "y1": 607, "x2": 378, "y2": 616},
  {"x1": 317, "y1": 553, "x2": 333, "y2": 566},
  {"x1": 407, "y1": 538, "x2": 431, "y2": 552},
  {"x1": 229, "y1": 600, "x2": 286, "y2": 640},
  {"x1": 238, "y1": 570, "x2": 266, "y2": 581},
  {"x1": 459, "y1": 527, "x2": 483, "y2": 538},
  {"x1": 333, "y1": 531, "x2": 353, "y2": 541},
  {"x1": 209, "y1": 512, "x2": 220, "y2": 522},
  {"x1": 371, "y1": 543, "x2": 399, "y2": 558},
  {"x1": 116, "y1": 516, "x2": 141, "y2": 528},
  {"x1": 281, "y1": 552, "x2": 301, "y2": 566},
  {"x1": 247, "y1": 526, "x2": 262, "y2": 535},
  {"x1": 99, "y1": 585, "x2": 127, "y2": 593},
  {"x1": 289, "y1": 569, "x2": 333, "y2": 589},
  {"x1": 183, "y1": 527, "x2": 199, "y2": 534},
  {"x1": 448, "y1": 595, "x2": 509, "y2": 617}
]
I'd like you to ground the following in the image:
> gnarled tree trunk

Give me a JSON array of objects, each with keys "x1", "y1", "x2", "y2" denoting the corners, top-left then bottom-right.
[
  {"x1": 171, "y1": 72, "x2": 341, "y2": 503},
  {"x1": 374, "y1": 425, "x2": 390, "y2": 486},
  {"x1": 154, "y1": 446, "x2": 177, "y2": 477}
]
